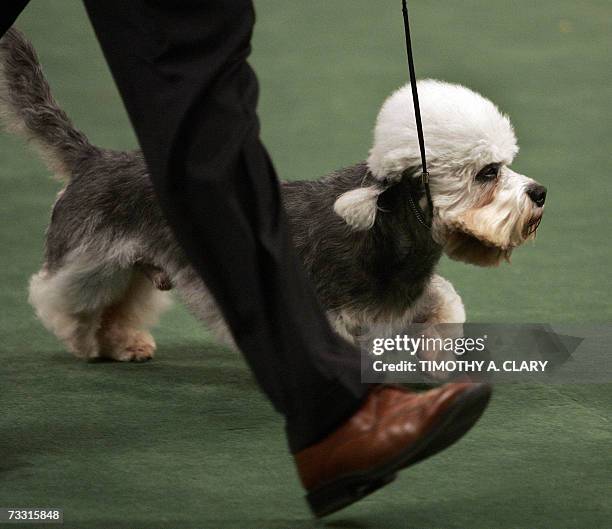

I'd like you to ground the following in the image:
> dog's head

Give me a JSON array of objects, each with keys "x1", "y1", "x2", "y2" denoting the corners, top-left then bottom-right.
[{"x1": 334, "y1": 80, "x2": 546, "y2": 266}]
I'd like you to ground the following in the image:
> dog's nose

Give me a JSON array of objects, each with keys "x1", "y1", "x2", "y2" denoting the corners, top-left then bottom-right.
[{"x1": 526, "y1": 184, "x2": 547, "y2": 207}]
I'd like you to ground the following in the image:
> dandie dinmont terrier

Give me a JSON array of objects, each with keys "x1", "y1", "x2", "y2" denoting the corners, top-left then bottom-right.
[{"x1": 0, "y1": 29, "x2": 545, "y2": 362}]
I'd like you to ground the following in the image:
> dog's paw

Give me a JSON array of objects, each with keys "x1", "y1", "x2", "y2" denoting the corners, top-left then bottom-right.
[{"x1": 100, "y1": 328, "x2": 156, "y2": 362}]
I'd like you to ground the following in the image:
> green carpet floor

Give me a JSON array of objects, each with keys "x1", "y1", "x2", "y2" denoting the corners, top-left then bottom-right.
[{"x1": 1, "y1": 2, "x2": 610, "y2": 528}]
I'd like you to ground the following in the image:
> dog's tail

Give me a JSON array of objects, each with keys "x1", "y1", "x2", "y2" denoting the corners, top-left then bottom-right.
[{"x1": 0, "y1": 27, "x2": 96, "y2": 182}]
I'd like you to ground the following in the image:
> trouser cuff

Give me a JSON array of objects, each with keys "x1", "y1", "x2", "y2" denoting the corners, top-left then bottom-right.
[{"x1": 285, "y1": 380, "x2": 370, "y2": 454}]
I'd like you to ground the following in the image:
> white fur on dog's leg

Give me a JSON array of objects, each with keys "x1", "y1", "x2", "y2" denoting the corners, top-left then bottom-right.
[
  {"x1": 328, "y1": 311, "x2": 360, "y2": 344},
  {"x1": 413, "y1": 274, "x2": 466, "y2": 379},
  {"x1": 97, "y1": 271, "x2": 171, "y2": 362},
  {"x1": 425, "y1": 274, "x2": 466, "y2": 324},
  {"x1": 29, "y1": 268, "x2": 103, "y2": 359}
]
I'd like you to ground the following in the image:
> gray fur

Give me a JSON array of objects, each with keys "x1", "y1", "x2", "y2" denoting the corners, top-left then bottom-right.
[
  {"x1": 284, "y1": 168, "x2": 441, "y2": 316},
  {"x1": 0, "y1": 28, "x2": 96, "y2": 177}
]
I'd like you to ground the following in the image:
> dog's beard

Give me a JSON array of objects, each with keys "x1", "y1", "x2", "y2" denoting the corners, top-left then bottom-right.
[
  {"x1": 441, "y1": 194, "x2": 542, "y2": 267},
  {"x1": 444, "y1": 230, "x2": 513, "y2": 266}
]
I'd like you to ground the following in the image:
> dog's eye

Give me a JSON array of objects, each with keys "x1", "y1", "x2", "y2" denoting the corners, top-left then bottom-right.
[{"x1": 475, "y1": 163, "x2": 500, "y2": 182}]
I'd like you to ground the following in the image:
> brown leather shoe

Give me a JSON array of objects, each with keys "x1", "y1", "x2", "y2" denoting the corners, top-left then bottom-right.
[{"x1": 295, "y1": 383, "x2": 492, "y2": 517}]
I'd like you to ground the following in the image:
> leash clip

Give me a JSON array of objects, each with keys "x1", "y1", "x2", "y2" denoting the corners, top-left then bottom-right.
[{"x1": 421, "y1": 171, "x2": 429, "y2": 184}]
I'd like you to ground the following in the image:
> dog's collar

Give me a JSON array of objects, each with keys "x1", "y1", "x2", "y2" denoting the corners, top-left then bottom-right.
[
  {"x1": 375, "y1": 169, "x2": 433, "y2": 231},
  {"x1": 403, "y1": 169, "x2": 433, "y2": 230}
]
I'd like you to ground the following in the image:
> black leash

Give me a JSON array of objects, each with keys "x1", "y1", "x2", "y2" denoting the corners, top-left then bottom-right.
[{"x1": 401, "y1": 0, "x2": 434, "y2": 226}]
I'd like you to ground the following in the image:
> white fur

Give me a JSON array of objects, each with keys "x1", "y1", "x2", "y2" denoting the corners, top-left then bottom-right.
[
  {"x1": 29, "y1": 252, "x2": 172, "y2": 361},
  {"x1": 333, "y1": 186, "x2": 383, "y2": 230},
  {"x1": 367, "y1": 79, "x2": 518, "y2": 180}
]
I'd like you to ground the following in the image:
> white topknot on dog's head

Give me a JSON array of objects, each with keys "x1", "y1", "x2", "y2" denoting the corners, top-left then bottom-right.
[
  {"x1": 334, "y1": 79, "x2": 546, "y2": 267},
  {"x1": 367, "y1": 79, "x2": 518, "y2": 178}
]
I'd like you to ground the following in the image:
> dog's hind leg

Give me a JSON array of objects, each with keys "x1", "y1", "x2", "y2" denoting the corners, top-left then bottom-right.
[
  {"x1": 29, "y1": 260, "x2": 133, "y2": 360},
  {"x1": 97, "y1": 269, "x2": 172, "y2": 362},
  {"x1": 30, "y1": 258, "x2": 172, "y2": 361}
]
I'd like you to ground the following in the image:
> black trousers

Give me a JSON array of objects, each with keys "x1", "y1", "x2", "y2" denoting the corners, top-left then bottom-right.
[{"x1": 3, "y1": 1, "x2": 367, "y2": 452}]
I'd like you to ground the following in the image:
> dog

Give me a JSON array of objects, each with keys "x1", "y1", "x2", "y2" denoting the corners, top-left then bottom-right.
[{"x1": 0, "y1": 28, "x2": 545, "y2": 362}]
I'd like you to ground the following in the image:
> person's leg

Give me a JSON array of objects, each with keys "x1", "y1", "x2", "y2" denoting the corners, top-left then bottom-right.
[
  {"x1": 0, "y1": 1, "x2": 29, "y2": 37},
  {"x1": 81, "y1": 0, "x2": 367, "y2": 452}
]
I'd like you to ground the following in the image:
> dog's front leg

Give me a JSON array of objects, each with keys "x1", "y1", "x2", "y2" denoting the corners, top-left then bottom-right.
[
  {"x1": 412, "y1": 275, "x2": 466, "y2": 373},
  {"x1": 415, "y1": 274, "x2": 466, "y2": 327}
]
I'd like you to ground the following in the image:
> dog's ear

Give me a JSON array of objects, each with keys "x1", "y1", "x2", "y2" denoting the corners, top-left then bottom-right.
[{"x1": 333, "y1": 186, "x2": 383, "y2": 230}]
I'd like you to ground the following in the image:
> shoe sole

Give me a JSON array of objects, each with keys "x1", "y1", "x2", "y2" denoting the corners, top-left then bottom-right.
[{"x1": 306, "y1": 383, "x2": 492, "y2": 517}]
